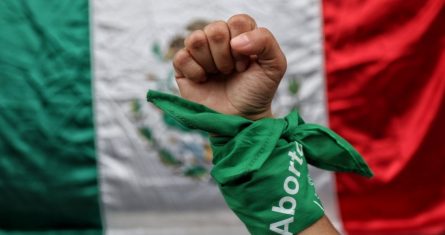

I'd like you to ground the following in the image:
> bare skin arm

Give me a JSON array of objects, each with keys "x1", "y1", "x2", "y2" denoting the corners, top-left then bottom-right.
[
  {"x1": 173, "y1": 14, "x2": 339, "y2": 235},
  {"x1": 300, "y1": 216, "x2": 340, "y2": 235}
]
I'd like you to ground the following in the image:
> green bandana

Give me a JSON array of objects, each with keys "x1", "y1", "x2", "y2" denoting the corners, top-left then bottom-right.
[{"x1": 147, "y1": 90, "x2": 373, "y2": 235}]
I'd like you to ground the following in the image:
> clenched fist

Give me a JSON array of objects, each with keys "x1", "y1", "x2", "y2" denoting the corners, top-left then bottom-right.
[{"x1": 173, "y1": 14, "x2": 287, "y2": 120}]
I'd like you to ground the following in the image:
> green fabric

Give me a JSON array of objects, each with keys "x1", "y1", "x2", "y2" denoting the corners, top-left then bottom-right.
[
  {"x1": 0, "y1": 1, "x2": 102, "y2": 234},
  {"x1": 147, "y1": 90, "x2": 373, "y2": 235},
  {"x1": 0, "y1": 230, "x2": 101, "y2": 235}
]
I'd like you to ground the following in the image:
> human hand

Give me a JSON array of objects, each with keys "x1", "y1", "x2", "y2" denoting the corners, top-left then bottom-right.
[{"x1": 173, "y1": 14, "x2": 287, "y2": 120}]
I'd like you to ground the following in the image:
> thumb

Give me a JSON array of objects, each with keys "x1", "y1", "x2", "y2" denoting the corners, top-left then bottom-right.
[{"x1": 230, "y1": 27, "x2": 287, "y2": 81}]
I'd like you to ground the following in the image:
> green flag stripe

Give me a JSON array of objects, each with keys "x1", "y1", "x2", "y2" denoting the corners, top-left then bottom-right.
[{"x1": 0, "y1": 0, "x2": 102, "y2": 233}]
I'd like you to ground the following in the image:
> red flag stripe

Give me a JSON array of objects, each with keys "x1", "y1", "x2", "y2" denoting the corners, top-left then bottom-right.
[{"x1": 322, "y1": 0, "x2": 445, "y2": 234}]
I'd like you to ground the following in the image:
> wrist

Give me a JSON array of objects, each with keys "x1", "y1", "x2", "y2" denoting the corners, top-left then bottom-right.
[{"x1": 242, "y1": 108, "x2": 273, "y2": 121}]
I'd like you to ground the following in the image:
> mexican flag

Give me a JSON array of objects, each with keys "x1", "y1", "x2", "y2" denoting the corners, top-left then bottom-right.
[{"x1": 0, "y1": 0, "x2": 444, "y2": 234}]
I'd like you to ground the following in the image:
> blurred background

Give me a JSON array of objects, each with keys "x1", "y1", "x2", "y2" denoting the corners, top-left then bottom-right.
[{"x1": 0, "y1": 0, "x2": 444, "y2": 235}]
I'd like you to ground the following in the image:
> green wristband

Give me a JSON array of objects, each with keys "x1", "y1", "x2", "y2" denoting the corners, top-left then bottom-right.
[{"x1": 147, "y1": 90, "x2": 373, "y2": 235}]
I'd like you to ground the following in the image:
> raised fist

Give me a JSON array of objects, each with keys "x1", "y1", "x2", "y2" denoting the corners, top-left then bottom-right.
[{"x1": 173, "y1": 14, "x2": 287, "y2": 120}]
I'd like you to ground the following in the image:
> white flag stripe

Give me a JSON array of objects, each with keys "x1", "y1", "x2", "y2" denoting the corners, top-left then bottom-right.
[{"x1": 92, "y1": 0, "x2": 342, "y2": 234}]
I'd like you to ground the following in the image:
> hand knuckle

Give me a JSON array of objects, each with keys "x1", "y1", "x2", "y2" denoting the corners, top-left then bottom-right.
[
  {"x1": 205, "y1": 21, "x2": 229, "y2": 43},
  {"x1": 173, "y1": 49, "x2": 190, "y2": 67},
  {"x1": 228, "y1": 14, "x2": 254, "y2": 30},
  {"x1": 185, "y1": 30, "x2": 207, "y2": 50}
]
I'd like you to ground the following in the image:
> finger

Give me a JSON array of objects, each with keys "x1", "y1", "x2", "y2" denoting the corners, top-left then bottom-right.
[
  {"x1": 204, "y1": 21, "x2": 234, "y2": 74},
  {"x1": 173, "y1": 48, "x2": 206, "y2": 82},
  {"x1": 227, "y1": 14, "x2": 257, "y2": 72},
  {"x1": 184, "y1": 29, "x2": 218, "y2": 73},
  {"x1": 230, "y1": 27, "x2": 287, "y2": 81}
]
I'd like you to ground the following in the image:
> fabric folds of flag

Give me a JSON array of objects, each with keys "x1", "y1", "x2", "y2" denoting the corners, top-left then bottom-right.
[
  {"x1": 323, "y1": 0, "x2": 445, "y2": 234},
  {"x1": 1, "y1": 0, "x2": 445, "y2": 234},
  {"x1": 0, "y1": 1, "x2": 102, "y2": 234}
]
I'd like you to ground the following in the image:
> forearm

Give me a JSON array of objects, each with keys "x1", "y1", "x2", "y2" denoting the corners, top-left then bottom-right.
[{"x1": 298, "y1": 216, "x2": 340, "y2": 235}]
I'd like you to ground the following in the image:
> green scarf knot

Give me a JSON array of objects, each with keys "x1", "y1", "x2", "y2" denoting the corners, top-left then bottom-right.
[{"x1": 147, "y1": 90, "x2": 372, "y2": 234}]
